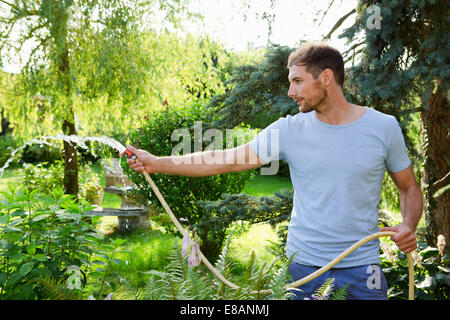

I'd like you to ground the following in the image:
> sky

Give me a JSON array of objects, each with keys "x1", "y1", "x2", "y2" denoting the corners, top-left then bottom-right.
[
  {"x1": 1, "y1": 0, "x2": 358, "y2": 73},
  {"x1": 184, "y1": 0, "x2": 358, "y2": 51}
]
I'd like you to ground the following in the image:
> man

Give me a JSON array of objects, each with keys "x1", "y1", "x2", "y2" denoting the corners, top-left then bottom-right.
[{"x1": 123, "y1": 42, "x2": 423, "y2": 300}]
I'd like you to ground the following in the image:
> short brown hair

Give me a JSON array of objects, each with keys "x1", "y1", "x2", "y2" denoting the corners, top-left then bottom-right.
[{"x1": 287, "y1": 42, "x2": 345, "y2": 87}]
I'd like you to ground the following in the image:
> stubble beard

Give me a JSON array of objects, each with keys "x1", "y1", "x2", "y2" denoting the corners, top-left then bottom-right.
[{"x1": 299, "y1": 85, "x2": 328, "y2": 114}]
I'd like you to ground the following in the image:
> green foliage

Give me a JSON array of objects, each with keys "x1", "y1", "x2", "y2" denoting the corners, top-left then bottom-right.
[
  {"x1": 138, "y1": 234, "x2": 294, "y2": 300},
  {"x1": 20, "y1": 162, "x2": 65, "y2": 195},
  {"x1": 196, "y1": 190, "x2": 293, "y2": 262},
  {"x1": 0, "y1": 133, "x2": 19, "y2": 168},
  {"x1": 19, "y1": 160, "x2": 103, "y2": 204},
  {"x1": 0, "y1": 186, "x2": 103, "y2": 299},
  {"x1": 86, "y1": 238, "x2": 127, "y2": 300},
  {"x1": 208, "y1": 44, "x2": 297, "y2": 129},
  {"x1": 0, "y1": 0, "x2": 211, "y2": 194},
  {"x1": 19, "y1": 142, "x2": 63, "y2": 166},
  {"x1": 78, "y1": 166, "x2": 103, "y2": 206},
  {"x1": 305, "y1": 278, "x2": 349, "y2": 300},
  {"x1": 342, "y1": 0, "x2": 449, "y2": 112},
  {"x1": 140, "y1": 244, "x2": 215, "y2": 300},
  {"x1": 380, "y1": 240, "x2": 450, "y2": 300},
  {"x1": 0, "y1": 0, "x2": 230, "y2": 140},
  {"x1": 123, "y1": 101, "x2": 256, "y2": 260},
  {"x1": 31, "y1": 276, "x2": 84, "y2": 300}
]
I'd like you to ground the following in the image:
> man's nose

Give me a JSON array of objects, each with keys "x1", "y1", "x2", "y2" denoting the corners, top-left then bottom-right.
[{"x1": 287, "y1": 83, "x2": 296, "y2": 98}]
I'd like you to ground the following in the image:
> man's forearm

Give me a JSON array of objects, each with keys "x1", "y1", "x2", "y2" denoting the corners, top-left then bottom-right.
[
  {"x1": 154, "y1": 150, "x2": 230, "y2": 177},
  {"x1": 154, "y1": 147, "x2": 261, "y2": 177},
  {"x1": 399, "y1": 183, "x2": 423, "y2": 231}
]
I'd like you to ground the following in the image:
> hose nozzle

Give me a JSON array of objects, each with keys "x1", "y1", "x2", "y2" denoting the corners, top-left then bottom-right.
[{"x1": 123, "y1": 149, "x2": 137, "y2": 160}]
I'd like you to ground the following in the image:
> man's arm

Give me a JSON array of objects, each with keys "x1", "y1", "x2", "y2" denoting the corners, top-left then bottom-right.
[
  {"x1": 122, "y1": 143, "x2": 266, "y2": 177},
  {"x1": 380, "y1": 164, "x2": 423, "y2": 253}
]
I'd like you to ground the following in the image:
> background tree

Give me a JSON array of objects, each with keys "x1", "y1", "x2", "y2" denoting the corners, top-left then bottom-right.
[
  {"x1": 208, "y1": 44, "x2": 296, "y2": 129},
  {"x1": 0, "y1": 0, "x2": 198, "y2": 195},
  {"x1": 340, "y1": 0, "x2": 449, "y2": 252}
]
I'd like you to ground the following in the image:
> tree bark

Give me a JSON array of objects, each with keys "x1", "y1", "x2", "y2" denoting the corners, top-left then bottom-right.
[
  {"x1": 421, "y1": 86, "x2": 450, "y2": 253},
  {"x1": 59, "y1": 41, "x2": 78, "y2": 196},
  {"x1": 0, "y1": 108, "x2": 11, "y2": 135},
  {"x1": 62, "y1": 117, "x2": 79, "y2": 196}
]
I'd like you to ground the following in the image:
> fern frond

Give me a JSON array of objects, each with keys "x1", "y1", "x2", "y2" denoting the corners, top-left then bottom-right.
[
  {"x1": 165, "y1": 244, "x2": 188, "y2": 282},
  {"x1": 330, "y1": 284, "x2": 349, "y2": 300},
  {"x1": 313, "y1": 278, "x2": 335, "y2": 300},
  {"x1": 33, "y1": 277, "x2": 83, "y2": 300},
  {"x1": 244, "y1": 250, "x2": 257, "y2": 284}
]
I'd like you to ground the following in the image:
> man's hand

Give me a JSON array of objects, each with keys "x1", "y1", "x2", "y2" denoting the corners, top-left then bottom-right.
[
  {"x1": 120, "y1": 144, "x2": 158, "y2": 174},
  {"x1": 380, "y1": 224, "x2": 417, "y2": 253}
]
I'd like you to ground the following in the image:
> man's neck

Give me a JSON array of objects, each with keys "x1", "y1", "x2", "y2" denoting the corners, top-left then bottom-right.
[{"x1": 314, "y1": 91, "x2": 364, "y2": 125}]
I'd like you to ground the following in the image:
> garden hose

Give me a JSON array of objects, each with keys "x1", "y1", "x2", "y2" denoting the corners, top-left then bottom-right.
[{"x1": 124, "y1": 153, "x2": 415, "y2": 300}]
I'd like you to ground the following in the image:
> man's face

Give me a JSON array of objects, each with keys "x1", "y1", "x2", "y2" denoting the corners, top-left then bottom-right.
[{"x1": 287, "y1": 64, "x2": 327, "y2": 113}]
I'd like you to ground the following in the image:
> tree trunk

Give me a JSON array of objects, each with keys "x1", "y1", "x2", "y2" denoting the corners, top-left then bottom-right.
[
  {"x1": 421, "y1": 87, "x2": 450, "y2": 253},
  {"x1": 62, "y1": 117, "x2": 79, "y2": 196},
  {"x1": 59, "y1": 42, "x2": 78, "y2": 196},
  {"x1": 0, "y1": 108, "x2": 11, "y2": 135}
]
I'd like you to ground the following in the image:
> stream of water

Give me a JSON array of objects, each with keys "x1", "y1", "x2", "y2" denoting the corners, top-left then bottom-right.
[{"x1": 0, "y1": 134, "x2": 127, "y2": 177}]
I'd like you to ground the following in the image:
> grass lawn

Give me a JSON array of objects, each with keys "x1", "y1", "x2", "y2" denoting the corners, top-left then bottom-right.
[
  {"x1": 243, "y1": 174, "x2": 293, "y2": 196},
  {"x1": 0, "y1": 168, "x2": 21, "y2": 193}
]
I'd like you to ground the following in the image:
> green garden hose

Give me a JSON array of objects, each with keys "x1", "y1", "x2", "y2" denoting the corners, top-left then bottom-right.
[{"x1": 141, "y1": 170, "x2": 415, "y2": 300}]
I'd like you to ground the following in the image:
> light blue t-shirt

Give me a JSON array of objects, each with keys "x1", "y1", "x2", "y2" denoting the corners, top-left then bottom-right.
[{"x1": 248, "y1": 107, "x2": 411, "y2": 267}]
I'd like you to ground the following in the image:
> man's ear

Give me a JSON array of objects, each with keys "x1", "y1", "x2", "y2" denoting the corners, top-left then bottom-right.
[{"x1": 320, "y1": 68, "x2": 334, "y2": 87}]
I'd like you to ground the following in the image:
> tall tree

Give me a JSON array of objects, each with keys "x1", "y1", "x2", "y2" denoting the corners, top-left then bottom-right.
[
  {"x1": 208, "y1": 44, "x2": 296, "y2": 129},
  {"x1": 0, "y1": 0, "x2": 197, "y2": 195},
  {"x1": 340, "y1": 0, "x2": 449, "y2": 252}
]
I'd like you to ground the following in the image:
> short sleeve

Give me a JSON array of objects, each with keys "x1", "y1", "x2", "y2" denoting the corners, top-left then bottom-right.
[
  {"x1": 385, "y1": 119, "x2": 411, "y2": 172},
  {"x1": 248, "y1": 118, "x2": 286, "y2": 164}
]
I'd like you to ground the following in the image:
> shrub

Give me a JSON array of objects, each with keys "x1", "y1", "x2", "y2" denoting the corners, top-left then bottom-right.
[
  {"x1": 380, "y1": 239, "x2": 450, "y2": 300},
  {"x1": 20, "y1": 161, "x2": 64, "y2": 194},
  {"x1": 0, "y1": 186, "x2": 104, "y2": 299},
  {"x1": 19, "y1": 161, "x2": 103, "y2": 205},
  {"x1": 196, "y1": 190, "x2": 293, "y2": 262},
  {"x1": 79, "y1": 166, "x2": 103, "y2": 206},
  {"x1": 20, "y1": 143, "x2": 62, "y2": 165},
  {"x1": 123, "y1": 102, "x2": 257, "y2": 260},
  {"x1": 0, "y1": 133, "x2": 19, "y2": 168}
]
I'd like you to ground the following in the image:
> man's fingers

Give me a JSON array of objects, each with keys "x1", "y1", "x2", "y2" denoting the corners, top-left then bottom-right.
[
  {"x1": 126, "y1": 144, "x2": 138, "y2": 153},
  {"x1": 380, "y1": 225, "x2": 417, "y2": 253},
  {"x1": 396, "y1": 234, "x2": 416, "y2": 248},
  {"x1": 390, "y1": 229, "x2": 417, "y2": 253},
  {"x1": 398, "y1": 242, "x2": 417, "y2": 253}
]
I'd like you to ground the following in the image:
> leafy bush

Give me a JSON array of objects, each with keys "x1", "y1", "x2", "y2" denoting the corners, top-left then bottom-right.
[
  {"x1": 19, "y1": 161, "x2": 103, "y2": 205},
  {"x1": 0, "y1": 133, "x2": 19, "y2": 168},
  {"x1": 20, "y1": 143, "x2": 62, "y2": 165},
  {"x1": 79, "y1": 166, "x2": 103, "y2": 205},
  {"x1": 380, "y1": 239, "x2": 450, "y2": 300},
  {"x1": 196, "y1": 190, "x2": 293, "y2": 262},
  {"x1": 123, "y1": 102, "x2": 257, "y2": 260},
  {"x1": 20, "y1": 161, "x2": 64, "y2": 194},
  {"x1": 0, "y1": 186, "x2": 104, "y2": 299}
]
